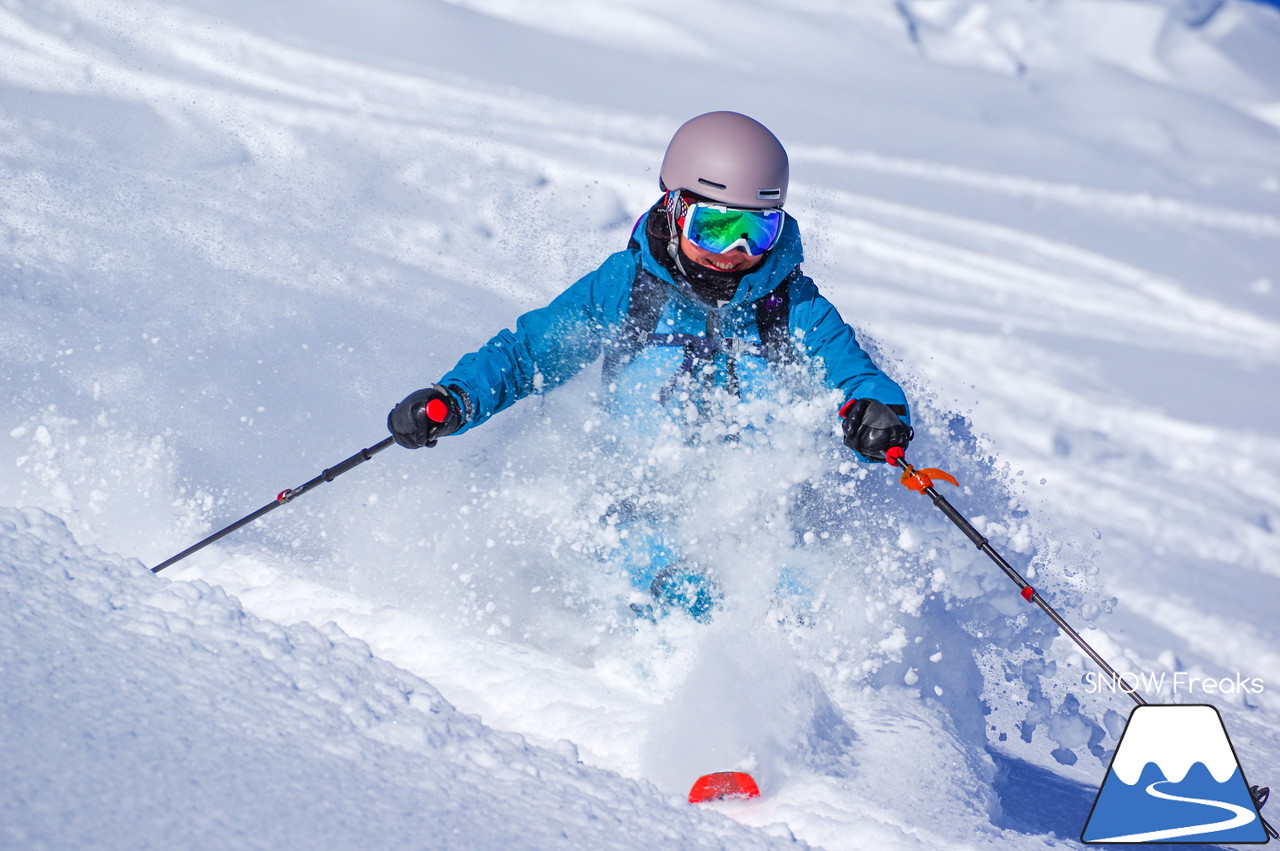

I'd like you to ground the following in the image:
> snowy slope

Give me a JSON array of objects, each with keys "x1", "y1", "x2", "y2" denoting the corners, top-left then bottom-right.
[
  {"x1": 0, "y1": 506, "x2": 798, "y2": 849},
  {"x1": 2, "y1": 0, "x2": 1279, "y2": 848}
]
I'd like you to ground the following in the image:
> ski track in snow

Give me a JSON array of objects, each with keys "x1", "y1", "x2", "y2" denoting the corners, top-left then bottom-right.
[
  {"x1": 815, "y1": 191, "x2": 1280, "y2": 359},
  {"x1": 807, "y1": 146, "x2": 1280, "y2": 239},
  {"x1": 3, "y1": 0, "x2": 1280, "y2": 848}
]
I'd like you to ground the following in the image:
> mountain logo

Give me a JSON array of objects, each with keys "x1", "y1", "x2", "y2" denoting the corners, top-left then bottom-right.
[{"x1": 1082, "y1": 704, "x2": 1268, "y2": 844}]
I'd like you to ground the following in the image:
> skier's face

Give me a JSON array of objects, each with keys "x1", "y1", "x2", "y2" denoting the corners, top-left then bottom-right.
[{"x1": 679, "y1": 234, "x2": 765, "y2": 274}]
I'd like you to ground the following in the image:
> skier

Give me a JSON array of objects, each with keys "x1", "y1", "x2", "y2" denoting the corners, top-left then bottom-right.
[{"x1": 388, "y1": 111, "x2": 913, "y2": 621}]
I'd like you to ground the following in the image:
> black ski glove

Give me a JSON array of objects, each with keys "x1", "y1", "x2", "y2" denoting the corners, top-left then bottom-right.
[
  {"x1": 387, "y1": 385, "x2": 465, "y2": 449},
  {"x1": 840, "y1": 398, "x2": 913, "y2": 463}
]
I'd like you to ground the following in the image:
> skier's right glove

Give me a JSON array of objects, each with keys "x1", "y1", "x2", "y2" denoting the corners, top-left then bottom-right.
[
  {"x1": 387, "y1": 384, "x2": 465, "y2": 449},
  {"x1": 840, "y1": 398, "x2": 913, "y2": 463}
]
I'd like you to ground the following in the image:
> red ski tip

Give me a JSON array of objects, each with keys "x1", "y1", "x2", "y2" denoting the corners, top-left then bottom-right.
[{"x1": 688, "y1": 772, "x2": 761, "y2": 804}]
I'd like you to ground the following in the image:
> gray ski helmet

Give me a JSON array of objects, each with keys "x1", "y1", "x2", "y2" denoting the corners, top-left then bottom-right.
[{"x1": 659, "y1": 111, "x2": 788, "y2": 209}]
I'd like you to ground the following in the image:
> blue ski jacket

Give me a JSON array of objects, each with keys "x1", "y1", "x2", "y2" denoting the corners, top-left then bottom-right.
[{"x1": 439, "y1": 204, "x2": 908, "y2": 438}]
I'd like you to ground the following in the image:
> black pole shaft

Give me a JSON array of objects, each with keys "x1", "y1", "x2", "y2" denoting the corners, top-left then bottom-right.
[
  {"x1": 907, "y1": 464, "x2": 1147, "y2": 706},
  {"x1": 151, "y1": 437, "x2": 395, "y2": 574}
]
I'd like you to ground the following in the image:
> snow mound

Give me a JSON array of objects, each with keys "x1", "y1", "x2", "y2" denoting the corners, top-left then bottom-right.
[{"x1": 0, "y1": 506, "x2": 801, "y2": 849}]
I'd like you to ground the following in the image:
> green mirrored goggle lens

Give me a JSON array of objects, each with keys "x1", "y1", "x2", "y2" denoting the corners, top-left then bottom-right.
[{"x1": 683, "y1": 204, "x2": 784, "y2": 256}]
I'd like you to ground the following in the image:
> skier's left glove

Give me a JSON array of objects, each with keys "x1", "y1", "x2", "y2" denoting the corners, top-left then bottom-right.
[
  {"x1": 387, "y1": 384, "x2": 465, "y2": 449},
  {"x1": 840, "y1": 398, "x2": 913, "y2": 463}
]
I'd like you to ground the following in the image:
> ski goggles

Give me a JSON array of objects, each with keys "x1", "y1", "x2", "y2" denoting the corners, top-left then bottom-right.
[{"x1": 680, "y1": 200, "x2": 785, "y2": 256}]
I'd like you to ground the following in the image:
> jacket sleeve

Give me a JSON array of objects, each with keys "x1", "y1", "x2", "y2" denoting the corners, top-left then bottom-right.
[
  {"x1": 788, "y1": 275, "x2": 911, "y2": 424},
  {"x1": 438, "y1": 251, "x2": 636, "y2": 433}
]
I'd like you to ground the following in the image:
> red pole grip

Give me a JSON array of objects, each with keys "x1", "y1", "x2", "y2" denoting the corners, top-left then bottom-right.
[{"x1": 425, "y1": 398, "x2": 449, "y2": 423}]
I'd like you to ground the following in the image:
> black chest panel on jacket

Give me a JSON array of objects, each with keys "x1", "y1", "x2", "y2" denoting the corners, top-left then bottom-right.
[{"x1": 602, "y1": 263, "x2": 798, "y2": 386}]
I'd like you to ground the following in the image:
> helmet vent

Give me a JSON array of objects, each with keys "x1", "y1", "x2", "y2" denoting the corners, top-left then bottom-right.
[
  {"x1": 697, "y1": 178, "x2": 728, "y2": 190},
  {"x1": 757, "y1": 188, "x2": 782, "y2": 200}
]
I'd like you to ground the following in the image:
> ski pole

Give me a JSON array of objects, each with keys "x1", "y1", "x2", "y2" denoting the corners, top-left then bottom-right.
[
  {"x1": 883, "y1": 447, "x2": 1147, "y2": 706},
  {"x1": 151, "y1": 436, "x2": 395, "y2": 574}
]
